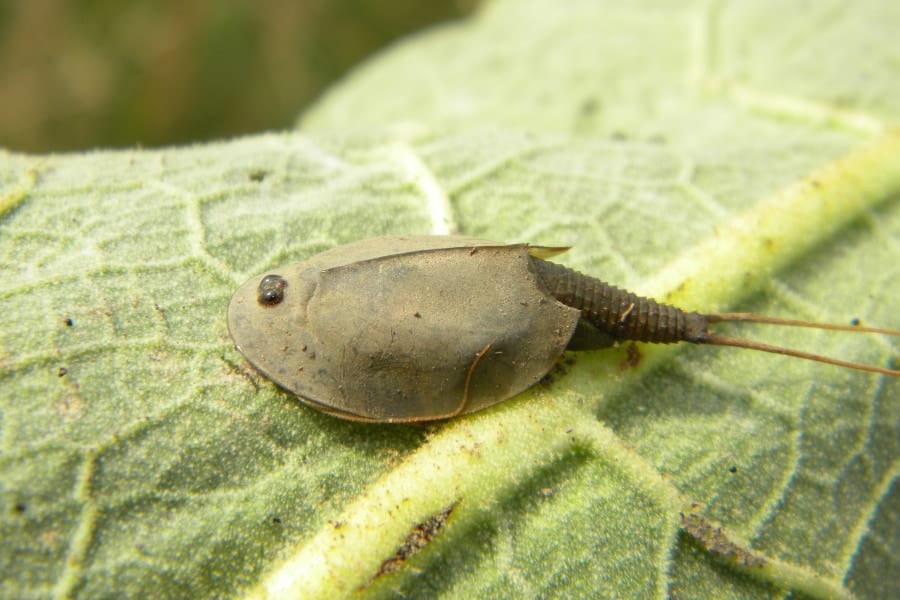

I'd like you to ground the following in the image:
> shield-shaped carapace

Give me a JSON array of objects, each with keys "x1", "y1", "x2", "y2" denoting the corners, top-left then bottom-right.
[{"x1": 227, "y1": 236, "x2": 898, "y2": 423}]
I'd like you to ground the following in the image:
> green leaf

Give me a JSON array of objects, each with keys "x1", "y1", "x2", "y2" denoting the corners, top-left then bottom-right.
[{"x1": 2, "y1": 2, "x2": 898, "y2": 599}]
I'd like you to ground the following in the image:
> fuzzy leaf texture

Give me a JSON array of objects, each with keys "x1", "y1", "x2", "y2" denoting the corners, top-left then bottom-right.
[{"x1": 2, "y1": 1, "x2": 899, "y2": 599}]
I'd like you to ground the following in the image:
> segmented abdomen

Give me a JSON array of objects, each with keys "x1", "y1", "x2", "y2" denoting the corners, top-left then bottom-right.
[{"x1": 532, "y1": 258, "x2": 706, "y2": 344}]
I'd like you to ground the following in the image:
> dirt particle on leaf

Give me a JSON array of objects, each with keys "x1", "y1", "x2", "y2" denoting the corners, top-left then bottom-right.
[
  {"x1": 58, "y1": 395, "x2": 85, "y2": 420},
  {"x1": 680, "y1": 511, "x2": 765, "y2": 568},
  {"x1": 249, "y1": 169, "x2": 269, "y2": 182},
  {"x1": 622, "y1": 343, "x2": 642, "y2": 369},
  {"x1": 369, "y1": 501, "x2": 459, "y2": 584}
]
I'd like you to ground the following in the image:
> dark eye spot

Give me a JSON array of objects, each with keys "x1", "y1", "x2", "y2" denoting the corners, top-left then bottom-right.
[{"x1": 258, "y1": 274, "x2": 288, "y2": 306}]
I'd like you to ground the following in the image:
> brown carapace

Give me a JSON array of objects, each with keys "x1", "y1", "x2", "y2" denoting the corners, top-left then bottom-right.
[{"x1": 227, "y1": 236, "x2": 898, "y2": 423}]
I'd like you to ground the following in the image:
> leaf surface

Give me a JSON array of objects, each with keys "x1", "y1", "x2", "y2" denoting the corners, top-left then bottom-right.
[{"x1": 2, "y1": 1, "x2": 898, "y2": 599}]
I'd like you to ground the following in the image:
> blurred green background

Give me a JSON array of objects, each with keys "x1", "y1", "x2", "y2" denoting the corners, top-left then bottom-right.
[{"x1": 0, "y1": 0, "x2": 475, "y2": 153}]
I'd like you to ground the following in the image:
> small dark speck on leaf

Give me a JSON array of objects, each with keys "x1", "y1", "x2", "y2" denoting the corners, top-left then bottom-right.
[
  {"x1": 850, "y1": 318, "x2": 861, "y2": 326},
  {"x1": 544, "y1": 354, "x2": 576, "y2": 385},
  {"x1": 623, "y1": 343, "x2": 642, "y2": 369},
  {"x1": 271, "y1": 517, "x2": 282, "y2": 525},
  {"x1": 249, "y1": 169, "x2": 269, "y2": 182},
  {"x1": 579, "y1": 97, "x2": 600, "y2": 117},
  {"x1": 728, "y1": 465, "x2": 738, "y2": 474},
  {"x1": 14, "y1": 502, "x2": 27, "y2": 514},
  {"x1": 57, "y1": 367, "x2": 68, "y2": 377},
  {"x1": 63, "y1": 317, "x2": 74, "y2": 328}
]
